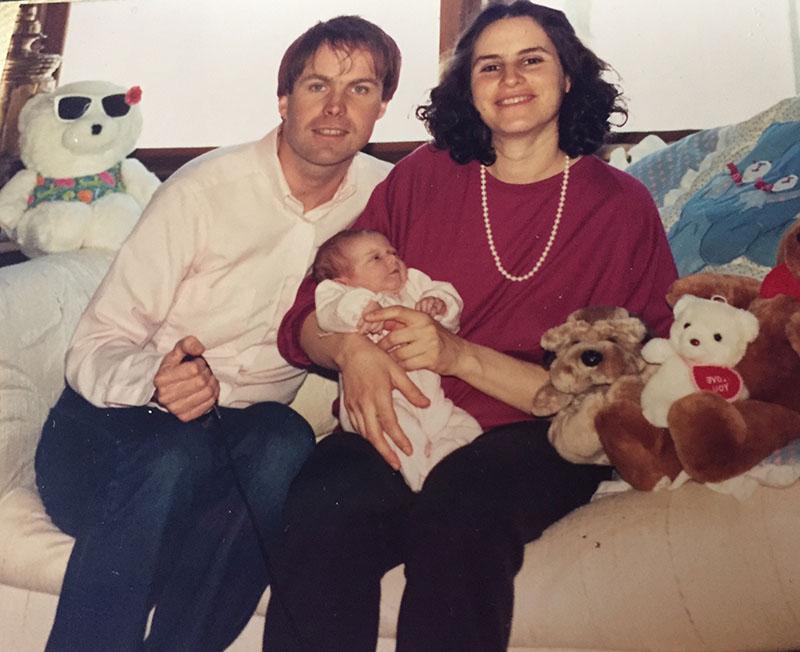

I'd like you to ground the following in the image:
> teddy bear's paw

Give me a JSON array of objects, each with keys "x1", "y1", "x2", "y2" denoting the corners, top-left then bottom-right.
[
  {"x1": 595, "y1": 401, "x2": 681, "y2": 490},
  {"x1": 15, "y1": 202, "x2": 92, "y2": 256},
  {"x1": 671, "y1": 395, "x2": 800, "y2": 482},
  {"x1": 548, "y1": 393, "x2": 609, "y2": 465},
  {"x1": 83, "y1": 193, "x2": 141, "y2": 250}
]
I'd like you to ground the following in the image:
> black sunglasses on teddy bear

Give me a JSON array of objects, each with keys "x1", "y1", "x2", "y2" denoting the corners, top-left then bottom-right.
[
  {"x1": 53, "y1": 87, "x2": 142, "y2": 122},
  {"x1": 54, "y1": 94, "x2": 130, "y2": 121}
]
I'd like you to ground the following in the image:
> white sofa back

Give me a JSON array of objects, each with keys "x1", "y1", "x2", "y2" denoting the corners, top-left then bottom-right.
[{"x1": 0, "y1": 251, "x2": 114, "y2": 497}]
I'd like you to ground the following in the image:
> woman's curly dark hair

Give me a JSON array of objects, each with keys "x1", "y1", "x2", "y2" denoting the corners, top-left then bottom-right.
[{"x1": 416, "y1": 1, "x2": 627, "y2": 165}]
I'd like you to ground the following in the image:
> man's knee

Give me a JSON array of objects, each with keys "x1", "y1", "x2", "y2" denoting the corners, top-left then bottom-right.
[
  {"x1": 230, "y1": 403, "x2": 315, "y2": 486},
  {"x1": 137, "y1": 441, "x2": 214, "y2": 515}
]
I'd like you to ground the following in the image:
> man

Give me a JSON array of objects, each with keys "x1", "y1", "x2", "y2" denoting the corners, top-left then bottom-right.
[{"x1": 34, "y1": 16, "x2": 400, "y2": 651}]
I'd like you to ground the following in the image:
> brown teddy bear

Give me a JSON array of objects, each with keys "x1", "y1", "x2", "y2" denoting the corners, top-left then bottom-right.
[
  {"x1": 595, "y1": 217, "x2": 800, "y2": 490},
  {"x1": 531, "y1": 306, "x2": 649, "y2": 465}
]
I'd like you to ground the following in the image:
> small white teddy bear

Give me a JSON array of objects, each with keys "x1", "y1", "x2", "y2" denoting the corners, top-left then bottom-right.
[
  {"x1": 0, "y1": 80, "x2": 160, "y2": 257},
  {"x1": 640, "y1": 294, "x2": 760, "y2": 427}
]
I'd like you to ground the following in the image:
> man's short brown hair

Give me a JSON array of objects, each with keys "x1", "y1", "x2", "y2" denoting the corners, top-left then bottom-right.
[{"x1": 277, "y1": 16, "x2": 401, "y2": 102}]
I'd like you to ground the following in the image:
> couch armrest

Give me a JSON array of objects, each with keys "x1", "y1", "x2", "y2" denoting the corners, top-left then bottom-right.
[{"x1": 0, "y1": 251, "x2": 112, "y2": 497}]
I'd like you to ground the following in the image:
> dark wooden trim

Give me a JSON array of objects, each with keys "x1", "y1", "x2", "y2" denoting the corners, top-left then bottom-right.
[
  {"x1": 606, "y1": 129, "x2": 697, "y2": 145},
  {"x1": 38, "y1": 2, "x2": 70, "y2": 83},
  {"x1": 133, "y1": 130, "x2": 698, "y2": 180},
  {"x1": 133, "y1": 142, "x2": 431, "y2": 181},
  {"x1": 439, "y1": 0, "x2": 481, "y2": 57},
  {"x1": 131, "y1": 147, "x2": 215, "y2": 181},
  {"x1": 362, "y1": 140, "x2": 425, "y2": 164}
]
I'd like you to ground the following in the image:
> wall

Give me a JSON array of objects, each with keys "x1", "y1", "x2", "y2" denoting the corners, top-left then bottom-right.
[
  {"x1": 2, "y1": 0, "x2": 799, "y2": 146},
  {"x1": 57, "y1": 0, "x2": 440, "y2": 147}
]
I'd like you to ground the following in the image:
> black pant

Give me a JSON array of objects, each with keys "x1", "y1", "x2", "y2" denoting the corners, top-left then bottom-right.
[{"x1": 263, "y1": 420, "x2": 611, "y2": 652}]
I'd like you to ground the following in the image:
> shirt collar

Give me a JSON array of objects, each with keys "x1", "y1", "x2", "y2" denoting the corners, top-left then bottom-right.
[{"x1": 257, "y1": 125, "x2": 359, "y2": 220}]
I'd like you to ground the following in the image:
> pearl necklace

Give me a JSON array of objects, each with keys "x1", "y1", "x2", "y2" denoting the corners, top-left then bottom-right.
[{"x1": 480, "y1": 154, "x2": 571, "y2": 282}]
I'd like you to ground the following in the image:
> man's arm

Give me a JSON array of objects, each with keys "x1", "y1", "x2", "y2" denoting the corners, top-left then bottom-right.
[{"x1": 67, "y1": 181, "x2": 203, "y2": 407}]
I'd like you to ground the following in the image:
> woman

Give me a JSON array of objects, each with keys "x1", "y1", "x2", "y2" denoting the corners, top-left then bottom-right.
[{"x1": 265, "y1": 3, "x2": 677, "y2": 651}]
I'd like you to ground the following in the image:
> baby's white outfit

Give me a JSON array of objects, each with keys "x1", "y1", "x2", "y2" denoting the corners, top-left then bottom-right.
[{"x1": 316, "y1": 268, "x2": 482, "y2": 491}]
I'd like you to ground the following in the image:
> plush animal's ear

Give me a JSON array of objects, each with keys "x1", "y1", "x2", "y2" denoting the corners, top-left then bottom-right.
[
  {"x1": 18, "y1": 91, "x2": 54, "y2": 129},
  {"x1": 540, "y1": 322, "x2": 575, "y2": 352},
  {"x1": 531, "y1": 383, "x2": 573, "y2": 416},
  {"x1": 737, "y1": 308, "x2": 760, "y2": 343},
  {"x1": 613, "y1": 317, "x2": 648, "y2": 347},
  {"x1": 672, "y1": 293, "x2": 700, "y2": 316}
]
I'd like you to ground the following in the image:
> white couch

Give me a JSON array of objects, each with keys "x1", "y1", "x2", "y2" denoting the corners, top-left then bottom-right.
[{"x1": 2, "y1": 250, "x2": 800, "y2": 652}]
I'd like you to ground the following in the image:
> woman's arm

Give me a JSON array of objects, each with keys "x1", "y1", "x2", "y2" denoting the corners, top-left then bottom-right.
[
  {"x1": 366, "y1": 305, "x2": 548, "y2": 413},
  {"x1": 449, "y1": 336, "x2": 549, "y2": 413}
]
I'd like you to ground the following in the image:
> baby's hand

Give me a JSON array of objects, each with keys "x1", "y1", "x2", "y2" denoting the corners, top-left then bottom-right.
[
  {"x1": 415, "y1": 297, "x2": 446, "y2": 318},
  {"x1": 357, "y1": 300, "x2": 384, "y2": 334}
]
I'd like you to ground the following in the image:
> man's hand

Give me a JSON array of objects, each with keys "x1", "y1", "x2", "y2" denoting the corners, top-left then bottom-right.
[
  {"x1": 153, "y1": 336, "x2": 220, "y2": 422},
  {"x1": 336, "y1": 334, "x2": 430, "y2": 470}
]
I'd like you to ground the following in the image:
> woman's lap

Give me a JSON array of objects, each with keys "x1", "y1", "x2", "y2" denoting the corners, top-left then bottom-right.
[{"x1": 265, "y1": 421, "x2": 611, "y2": 652}]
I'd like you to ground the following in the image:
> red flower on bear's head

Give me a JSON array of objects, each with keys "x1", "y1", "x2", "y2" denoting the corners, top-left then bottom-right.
[{"x1": 125, "y1": 86, "x2": 142, "y2": 106}]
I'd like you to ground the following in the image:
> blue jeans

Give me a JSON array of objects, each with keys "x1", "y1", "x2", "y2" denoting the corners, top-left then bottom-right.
[{"x1": 35, "y1": 385, "x2": 314, "y2": 652}]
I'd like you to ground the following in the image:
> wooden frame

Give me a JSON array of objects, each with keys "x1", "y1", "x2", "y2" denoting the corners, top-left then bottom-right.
[{"x1": 0, "y1": 2, "x2": 69, "y2": 159}]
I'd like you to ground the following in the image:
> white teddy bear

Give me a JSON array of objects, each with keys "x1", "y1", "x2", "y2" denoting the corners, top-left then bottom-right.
[
  {"x1": 0, "y1": 80, "x2": 160, "y2": 257},
  {"x1": 640, "y1": 294, "x2": 760, "y2": 427}
]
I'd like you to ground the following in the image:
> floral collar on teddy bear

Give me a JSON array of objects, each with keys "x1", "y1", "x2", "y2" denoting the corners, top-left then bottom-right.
[{"x1": 27, "y1": 161, "x2": 125, "y2": 208}]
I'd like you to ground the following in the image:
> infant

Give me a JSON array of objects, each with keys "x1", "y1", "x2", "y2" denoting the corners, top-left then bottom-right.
[{"x1": 313, "y1": 229, "x2": 482, "y2": 491}]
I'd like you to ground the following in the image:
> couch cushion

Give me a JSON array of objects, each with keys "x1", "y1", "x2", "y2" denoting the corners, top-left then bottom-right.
[
  {"x1": 0, "y1": 250, "x2": 113, "y2": 495},
  {"x1": 0, "y1": 487, "x2": 72, "y2": 595},
  {"x1": 3, "y1": 480, "x2": 799, "y2": 651},
  {"x1": 512, "y1": 481, "x2": 800, "y2": 650}
]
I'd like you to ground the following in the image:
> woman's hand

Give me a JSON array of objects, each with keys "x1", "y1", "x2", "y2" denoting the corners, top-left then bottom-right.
[
  {"x1": 364, "y1": 306, "x2": 465, "y2": 376},
  {"x1": 335, "y1": 333, "x2": 430, "y2": 470},
  {"x1": 365, "y1": 305, "x2": 550, "y2": 413}
]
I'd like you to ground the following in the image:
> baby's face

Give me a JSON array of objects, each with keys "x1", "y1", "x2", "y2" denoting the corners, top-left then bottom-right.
[{"x1": 338, "y1": 233, "x2": 408, "y2": 293}]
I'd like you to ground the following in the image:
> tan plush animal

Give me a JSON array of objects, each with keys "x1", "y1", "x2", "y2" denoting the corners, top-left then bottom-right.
[{"x1": 531, "y1": 306, "x2": 649, "y2": 464}]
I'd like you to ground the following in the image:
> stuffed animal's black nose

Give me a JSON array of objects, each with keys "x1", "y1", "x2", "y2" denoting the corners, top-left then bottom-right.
[
  {"x1": 91, "y1": 124, "x2": 103, "y2": 135},
  {"x1": 690, "y1": 338, "x2": 700, "y2": 346},
  {"x1": 581, "y1": 350, "x2": 603, "y2": 367}
]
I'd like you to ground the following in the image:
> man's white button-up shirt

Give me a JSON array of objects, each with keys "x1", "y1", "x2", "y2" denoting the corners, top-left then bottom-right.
[{"x1": 67, "y1": 126, "x2": 392, "y2": 408}]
